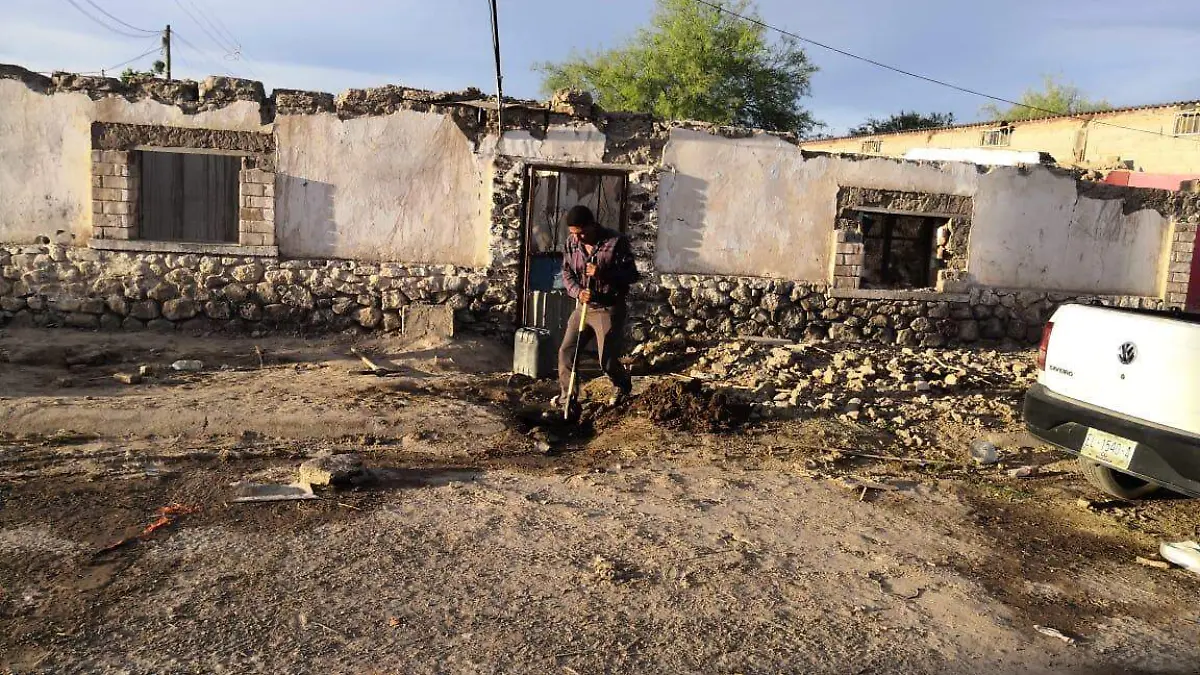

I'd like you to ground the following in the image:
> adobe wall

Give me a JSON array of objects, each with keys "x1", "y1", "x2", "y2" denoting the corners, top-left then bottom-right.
[{"x1": 0, "y1": 63, "x2": 1193, "y2": 346}]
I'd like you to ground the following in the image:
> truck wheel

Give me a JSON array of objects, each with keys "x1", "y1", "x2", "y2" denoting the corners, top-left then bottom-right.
[{"x1": 1078, "y1": 458, "x2": 1159, "y2": 499}]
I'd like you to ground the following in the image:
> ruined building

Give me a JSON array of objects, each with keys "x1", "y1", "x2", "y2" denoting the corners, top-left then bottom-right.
[{"x1": 1, "y1": 64, "x2": 1198, "y2": 347}]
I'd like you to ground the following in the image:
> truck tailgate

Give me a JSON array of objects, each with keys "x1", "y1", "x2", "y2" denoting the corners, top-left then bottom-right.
[{"x1": 1039, "y1": 304, "x2": 1200, "y2": 437}]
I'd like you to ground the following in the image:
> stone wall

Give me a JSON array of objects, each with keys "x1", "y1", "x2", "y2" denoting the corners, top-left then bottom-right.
[
  {"x1": 0, "y1": 243, "x2": 511, "y2": 335},
  {"x1": 626, "y1": 274, "x2": 1162, "y2": 348}
]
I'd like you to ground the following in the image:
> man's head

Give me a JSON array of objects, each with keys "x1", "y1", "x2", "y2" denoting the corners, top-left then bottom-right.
[{"x1": 565, "y1": 205, "x2": 600, "y2": 244}]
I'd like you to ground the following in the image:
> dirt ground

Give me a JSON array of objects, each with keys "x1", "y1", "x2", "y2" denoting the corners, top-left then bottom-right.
[{"x1": 1, "y1": 327, "x2": 1199, "y2": 674}]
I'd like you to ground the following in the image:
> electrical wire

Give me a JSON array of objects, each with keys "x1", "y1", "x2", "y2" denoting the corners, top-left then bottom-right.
[
  {"x1": 190, "y1": 0, "x2": 243, "y2": 53},
  {"x1": 173, "y1": 0, "x2": 237, "y2": 55},
  {"x1": 172, "y1": 30, "x2": 235, "y2": 77},
  {"x1": 80, "y1": 0, "x2": 158, "y2": 34},
  {"x1": 687, "y1": 0, "x2": 1200, "y2": 144},
  {"x1": 104, "y1": 45, "x2": 163, "y2": 74},
  {"x1": 62, "y1": 0, "x2": 159, "y2": 39},
  {"x1": 171, "y1": 0, "x2": 258, "y2": 78}
]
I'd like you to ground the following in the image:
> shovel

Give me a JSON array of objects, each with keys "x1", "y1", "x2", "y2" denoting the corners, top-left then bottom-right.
[{"x1": 563, "y1": 277, "x2": 591, "y2": 420}]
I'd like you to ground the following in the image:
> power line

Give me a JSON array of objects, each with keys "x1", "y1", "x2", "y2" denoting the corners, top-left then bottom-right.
[
  {"x1": 173, "y1": 0, "x2": 236, "y2": 55},
  {"x1": 104, "y1": 45, "x2": 163, "y2": 74},
  {"x1": 185, "y1": 0, "x2": 260, "y2": 78},
  {"x1": 79, "y1": 0, "x2": 158, "y2": 34},
  {"x1": 687, "y1": 0, "x2": 1200, "y2": 144},
  {"x1": 185, "y1": 0, "x2": 240, "y2": 51},
  {"x1": 62, "y1": 0, "x2": 159, "y2": 39},
  {"x1": 190, "y1": 0, "x2": 243, "y2": 52},
  {"x1": 172, "y1": 30, "x2": 234, "y2": 76},
  {"x1": 171, "y1": 0, "x2": 258, "y2": 78}
]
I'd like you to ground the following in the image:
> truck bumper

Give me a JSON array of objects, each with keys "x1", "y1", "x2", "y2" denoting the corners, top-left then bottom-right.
[{"x1": 1023, "y1": 383, "x2": 1200, "y2": 498}]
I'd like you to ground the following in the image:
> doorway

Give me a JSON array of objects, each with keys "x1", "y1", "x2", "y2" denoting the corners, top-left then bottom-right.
[{"x1": 521, "y1": 166, "x2": 628, "y2": 345}]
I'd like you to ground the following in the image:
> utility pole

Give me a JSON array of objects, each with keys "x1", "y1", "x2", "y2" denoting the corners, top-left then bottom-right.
[
  {"x1": 163, "y1": 24, "x2": 172, "y2": 80},
  {"x1": 488, "y1": 0, "x2": 503, "y2": 132}
]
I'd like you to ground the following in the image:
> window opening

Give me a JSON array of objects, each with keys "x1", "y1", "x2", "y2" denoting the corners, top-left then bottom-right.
[
  {"x1": 859, "y1": 213, "x2": 943, "y2": 289},
  {"x1": 139, "y1": 150, "x2": 240, "y2": 243}
]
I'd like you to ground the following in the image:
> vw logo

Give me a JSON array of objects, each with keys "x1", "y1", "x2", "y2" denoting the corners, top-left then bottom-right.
[{"x1": 1118, "y1": 342, "x2": 1137, "y2": 365}]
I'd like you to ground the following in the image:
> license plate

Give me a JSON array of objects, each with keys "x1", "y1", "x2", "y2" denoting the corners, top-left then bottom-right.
[{"x1": 1080, "y1": 429, "x2": 1137, "y2": 470}]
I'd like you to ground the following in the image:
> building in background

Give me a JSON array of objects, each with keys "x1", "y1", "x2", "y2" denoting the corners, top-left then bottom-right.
[{"x1": 802, "y1": 101, "x2": 1200, "y2": 182}]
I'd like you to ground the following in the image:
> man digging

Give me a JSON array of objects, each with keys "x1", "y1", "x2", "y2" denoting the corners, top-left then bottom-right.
[{"x1": 553, "y1": 205, "x2": 640, "y2": 417}]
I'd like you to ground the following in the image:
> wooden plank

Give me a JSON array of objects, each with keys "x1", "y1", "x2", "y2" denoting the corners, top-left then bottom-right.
[{"x1": 139, "y1": 151, "x2": 238, "y2": 243}]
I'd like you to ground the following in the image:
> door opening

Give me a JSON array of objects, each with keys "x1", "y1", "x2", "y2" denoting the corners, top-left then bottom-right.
[{"x1": 521, "y1": 166, "x2": 628, "y2": 346}]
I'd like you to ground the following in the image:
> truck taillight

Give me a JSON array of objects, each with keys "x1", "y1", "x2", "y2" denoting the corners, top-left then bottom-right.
[{"x1": 1037, "y1": 321, "x2": 1054, "y2": 371}]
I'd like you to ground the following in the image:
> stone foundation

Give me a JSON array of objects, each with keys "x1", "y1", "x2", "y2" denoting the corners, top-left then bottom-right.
[
  {"x1": 0, "y1": 242, "x2": 1162, "y2": 346},
  {"x1": 0, "y1": 244, "x2": 514, "y2": 334}
]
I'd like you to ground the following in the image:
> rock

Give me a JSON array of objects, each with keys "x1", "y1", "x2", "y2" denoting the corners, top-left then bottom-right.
[
  {"x1": 65, "y1": 312, "x2": 99, "y2": 329},
  {"x1": 914, "y1": 379, "x2": 931, "y2": 393},
  {"x1": 171, "y1": 360, "x2": 204, "y2": 372},
  {"x1": 356, "y1": 306, "x2": 383, "y2": 328},
  {"x1": 113, "y1": 372, "x2": 142, "y2": 385},
  {"x1": 162, "y1": 298, "x2": 199, "y2": 321},
  {"x1": 980, "y1": 317, "x2": 1005, "y2": 340},
  {"x1": 957, "y1": 320, "x2": 980, "y2": 342},
  {"x1": 204, "y1": 300, "x2": 232, "y2": 320},
  {"x1": 298, "y1": 453, "x2": 366, "y2": 487},
  {"x1": 262, "y1": 304, "x2": 293, "y2": 323},
  {"x1": 231, "y1": 263, "x2": 264, "y2": 284},
  {"x1": 147, "y1": 282, "x2": 179, "y2": 302}
]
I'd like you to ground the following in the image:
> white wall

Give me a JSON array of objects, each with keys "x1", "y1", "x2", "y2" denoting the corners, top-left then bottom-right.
[
  {"x1": 0, "y1": 80, "x2": 265, "y2": 245},
  {"x1": 970, "y1": 167, "x2": 1169, "y2": 296},
  {"x1": 275, "y1": 110, "x2": 491, "y2": 265},
  {"x1": 658, "y1": 128, "x2": 1170, "y2": 295},
  {"x1": 657, "y1": 128, "x2": 977, "y2": 280}
]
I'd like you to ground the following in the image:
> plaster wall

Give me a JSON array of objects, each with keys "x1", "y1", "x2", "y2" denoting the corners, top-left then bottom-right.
[
  {"x1": 274, "y1": 110, "x2": 491, "y2": 266},
  {"x1": 970, "y1": 168, "x2": 1169, "y2": 295},
  {"x1": 0, "y1": 80, "x2": 264, "y2": 245}
]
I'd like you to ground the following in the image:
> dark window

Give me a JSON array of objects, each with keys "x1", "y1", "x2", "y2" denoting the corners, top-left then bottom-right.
[
  {"x1": 981, "y1": 127, "x2": 1012, "y2": 147},
  {"x1": 859, "y1": 213, "x2": 942, "y2": 289},
  {"x1": 139, "y1": 150, "x2": 239, "y2": 243}
]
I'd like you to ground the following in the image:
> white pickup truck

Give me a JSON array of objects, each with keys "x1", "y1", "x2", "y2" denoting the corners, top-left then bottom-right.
[{"x1": 1024, "y1": 303, "x2": 1200, "y2": 499}]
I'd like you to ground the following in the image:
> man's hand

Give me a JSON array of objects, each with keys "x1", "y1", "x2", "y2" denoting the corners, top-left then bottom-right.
[
  {"x1": 579, "y1": 289, "x2": 591, "y2": 303},
  {"x1": 585, "y1": 263, "x2": 598, "y2": 277}
]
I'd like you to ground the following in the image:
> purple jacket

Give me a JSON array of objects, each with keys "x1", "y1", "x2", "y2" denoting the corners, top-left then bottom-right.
[{"x1": 562, "y1": 227, "x2": 640, "y2": 308}]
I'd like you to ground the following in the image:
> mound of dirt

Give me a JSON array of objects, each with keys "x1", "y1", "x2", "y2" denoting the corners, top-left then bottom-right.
[{"x1": 632, "y1": 379, "x2": 750, "y2": 433}]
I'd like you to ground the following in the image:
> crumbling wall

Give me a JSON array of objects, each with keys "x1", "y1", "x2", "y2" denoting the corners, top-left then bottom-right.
[
  {"x1": 0, "y1": 73, "x2": 267, "y2": 245},
  {"x1": 970, "y1": 167, "x2": 1170, "y2": 295},
  {"x1": 656, "y1": 128, "x2": 978, "y2": 280}
]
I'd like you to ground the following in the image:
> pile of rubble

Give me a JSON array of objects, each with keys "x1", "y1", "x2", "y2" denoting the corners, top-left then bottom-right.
[{"x1": 632, "y1": 337, "x2": 1037, "y2": 449}]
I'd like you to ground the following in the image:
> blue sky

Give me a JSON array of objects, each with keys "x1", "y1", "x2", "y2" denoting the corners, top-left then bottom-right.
[{"x1": 3, "y1": 0, "x2": 1198, "y2": 135}]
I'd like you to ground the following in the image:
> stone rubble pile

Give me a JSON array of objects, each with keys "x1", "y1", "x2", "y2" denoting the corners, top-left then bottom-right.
[{"x1": 635, "y1": 337, "x2": 1037, "y2": 448}]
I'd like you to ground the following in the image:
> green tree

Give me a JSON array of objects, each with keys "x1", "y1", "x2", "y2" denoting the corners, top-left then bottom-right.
[
  {"x1": 119, "y1": 60, "x2": 166, "y2": 84},
  {"x1": 982, "y1": 76, "x2": 1111, "y2": 121},
  {"x1": 535, "y1": 0, "x2": 819, "y2": 134},
  {"x1": 848, "y1": 110, "x2": 955, "y2": 136}
]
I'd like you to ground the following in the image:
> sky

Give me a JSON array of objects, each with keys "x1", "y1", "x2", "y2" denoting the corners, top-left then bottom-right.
[{"x1": 2, "y1": 0, "x2": 1198, "y2": 135}]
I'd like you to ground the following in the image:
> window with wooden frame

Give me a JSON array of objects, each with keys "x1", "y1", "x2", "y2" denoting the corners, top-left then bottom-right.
[
  {"x1": 981, "y1": 126, "x2": 1013, "y2": 147},
  {"x1": 1174, "y1": 112, "x2": 1200, "y2": 136},
  {"x1": 138, "y1": 150, "x2": 241, "y2": 243}
]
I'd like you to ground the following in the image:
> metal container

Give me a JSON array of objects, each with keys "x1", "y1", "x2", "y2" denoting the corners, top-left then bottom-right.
[{"x1": 513, "y1": 327, "x2": 556, "y2": 379}]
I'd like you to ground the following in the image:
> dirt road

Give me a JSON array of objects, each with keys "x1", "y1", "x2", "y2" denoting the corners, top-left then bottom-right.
[{"x1": 1, "y1": 328, "x2": 1198, "y2": 674}]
